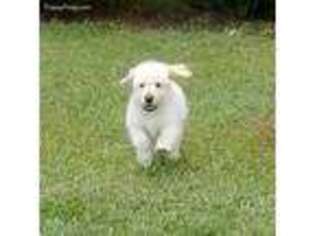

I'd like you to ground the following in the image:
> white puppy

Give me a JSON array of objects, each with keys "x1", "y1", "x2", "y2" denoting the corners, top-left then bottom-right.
[{"x1": 121, "y1": 60, "x2": 192, "y2": 167}]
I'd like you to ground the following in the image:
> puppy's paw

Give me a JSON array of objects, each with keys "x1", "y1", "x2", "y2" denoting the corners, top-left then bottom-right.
[
  {"x1": 155, "y1": 142, "x2": 172, "y2": 157},
  {"x1": 138, "y1": 158, "x2": 152, "y2": 168},
  {"x1": 136, "y1": 152, "x2": 153, "y2": 168}
]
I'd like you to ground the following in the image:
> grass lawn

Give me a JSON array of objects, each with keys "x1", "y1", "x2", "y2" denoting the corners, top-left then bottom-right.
[{"x1": 41, "y1": 21, "x2": 275, "y2": 236}]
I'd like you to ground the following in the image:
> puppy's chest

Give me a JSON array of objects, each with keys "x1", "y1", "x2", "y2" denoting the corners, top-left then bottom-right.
[{"x1": 142, "y1": 115, "x2": 165, "y2": 139}]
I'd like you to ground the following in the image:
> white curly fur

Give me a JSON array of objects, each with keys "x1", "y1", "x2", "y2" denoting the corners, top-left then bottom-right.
[{"x1": 121, "y1": 60, "x2": 191, "y2": 167}]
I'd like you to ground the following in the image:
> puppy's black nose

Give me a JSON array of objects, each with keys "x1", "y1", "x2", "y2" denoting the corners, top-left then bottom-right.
[{"x1": 145, "y1": 94, "x2": 154, "y2": 104}]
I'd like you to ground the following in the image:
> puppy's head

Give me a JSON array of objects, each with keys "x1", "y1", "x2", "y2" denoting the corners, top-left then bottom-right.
[{"x1": 120, "y1": 61, "x2": 191, "y2": 113}]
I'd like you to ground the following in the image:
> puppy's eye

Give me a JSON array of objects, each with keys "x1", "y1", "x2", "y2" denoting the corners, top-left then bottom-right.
[
  {"x1": 139, "y1": 83, "x2": 145, "y2": 88},
  {"x1": 155, "y1": 82, "x2": 161, "y2": 88}
]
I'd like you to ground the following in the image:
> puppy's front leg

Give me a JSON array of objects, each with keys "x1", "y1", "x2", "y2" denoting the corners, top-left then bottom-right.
[
  {"x1": 155, "y1": 124, "x2": 183, "y2": 160},
  {"x1": 128, "y1": 127, "x2": 153, "y2": 168}
]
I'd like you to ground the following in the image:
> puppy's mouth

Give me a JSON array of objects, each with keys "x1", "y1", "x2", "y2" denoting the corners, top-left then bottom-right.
[{"x1": 143, "y1": 104, "x2": 157, "y2": 112}]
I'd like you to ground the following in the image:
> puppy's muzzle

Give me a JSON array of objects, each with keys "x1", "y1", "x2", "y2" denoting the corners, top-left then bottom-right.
[{"x1": 143, "y1": 94, "x2": 157, "y2": 112}]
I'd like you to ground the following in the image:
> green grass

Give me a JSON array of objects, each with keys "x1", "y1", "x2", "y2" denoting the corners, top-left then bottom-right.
[{"x1": 41, "y1": 21, "x2": 275, "y2": 235}]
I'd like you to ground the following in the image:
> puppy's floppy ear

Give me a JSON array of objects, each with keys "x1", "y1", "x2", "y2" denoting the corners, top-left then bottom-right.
[
  {"x1": 120, "y1": 68, "x2": 135, "y2": 85},
  {"x1": 168, "y1": 64, "x2": 192, "y2": 78}
]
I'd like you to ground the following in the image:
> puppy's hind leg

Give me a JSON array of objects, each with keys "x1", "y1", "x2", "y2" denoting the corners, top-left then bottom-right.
[{"x1": 128, "y1": 127, "x2": 153, "y2": 168}]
